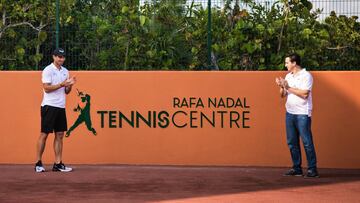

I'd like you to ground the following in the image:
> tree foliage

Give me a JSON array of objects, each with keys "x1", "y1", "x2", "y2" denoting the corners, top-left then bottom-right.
[{"x1": 0, "y1": 0, "x2": 359, "y2": 70}]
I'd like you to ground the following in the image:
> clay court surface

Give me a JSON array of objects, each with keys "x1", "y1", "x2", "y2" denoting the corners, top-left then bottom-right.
[{"x1": 0, "y1": 165, "x2": 359, "y2": 203}]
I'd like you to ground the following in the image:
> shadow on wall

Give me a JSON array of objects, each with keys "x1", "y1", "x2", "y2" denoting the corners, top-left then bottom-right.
[{"x1": 312, "y1": 72, "x2": 360, "y2": 169}]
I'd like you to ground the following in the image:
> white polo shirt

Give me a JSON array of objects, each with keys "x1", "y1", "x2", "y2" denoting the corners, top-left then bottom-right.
[
  {"x1": 41, "y1": 63, "x2": 69, "y2": 108},
  {"x1": 285, "y1": 68, "x2": 313, "y2": 116}
]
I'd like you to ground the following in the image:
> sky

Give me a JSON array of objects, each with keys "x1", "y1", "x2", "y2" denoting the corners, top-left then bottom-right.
[{"x1": 140, "y1": 0, "x2": 360, "y2": 20}]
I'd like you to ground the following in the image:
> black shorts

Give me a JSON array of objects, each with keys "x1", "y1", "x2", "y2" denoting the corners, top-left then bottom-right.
[{"x1": 41, "y1": 105, "x2": 68, "y2": 134}]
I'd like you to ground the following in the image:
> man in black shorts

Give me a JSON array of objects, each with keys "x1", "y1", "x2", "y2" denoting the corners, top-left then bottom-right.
[{"x1": 35, "y1": 48, "x2": 76, "y2": 172}]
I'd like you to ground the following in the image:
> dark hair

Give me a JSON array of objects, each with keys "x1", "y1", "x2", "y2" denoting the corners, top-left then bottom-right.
[{"x1": 287, "y1": 53, "x2": 301, "y2": 66}]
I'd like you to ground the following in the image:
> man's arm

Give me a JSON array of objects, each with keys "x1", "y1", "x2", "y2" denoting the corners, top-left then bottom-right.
[
  {"x1": 286, "y1": 87, "x2": 310, "y2": 99},
  {"x1": 282, "y1": 80, "x2": 310, "y2": 99},
  {"x1": 280, "y1": 87, "x2": 287, "y2": 98},
  {"x1": 65, "y1": 85, "x2": 72, "y2": 94},
  {"x1": 43, "y1": 80, "x2": 70, "y2": 93}
]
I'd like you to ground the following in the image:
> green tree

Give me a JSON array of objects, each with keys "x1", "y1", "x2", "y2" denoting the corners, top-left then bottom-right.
[
  {"x1": 0, "y1": 0, "x2": 50, "y2": 69},
  {"x1": 0, "y1": 0, "x2": 359, "y2": 70}
]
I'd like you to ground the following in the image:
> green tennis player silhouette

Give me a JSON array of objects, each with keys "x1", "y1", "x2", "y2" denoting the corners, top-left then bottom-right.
[{"x1": 66, "y1": 89, "x2": 97, "y2": 137}]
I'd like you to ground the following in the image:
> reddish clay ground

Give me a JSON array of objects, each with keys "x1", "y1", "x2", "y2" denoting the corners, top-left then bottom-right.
[{"x1": 0, "y1": 165, "x2": 359, "y2": 202}]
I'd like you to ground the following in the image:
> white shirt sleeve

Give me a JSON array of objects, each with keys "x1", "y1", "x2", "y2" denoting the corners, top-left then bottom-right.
[
  {"x1": 284, "y1": 73, "x2": 290, "y2": 81},
  {"x1": 300, "y1": 73, "x2": 313, "y2": 91},
  {"x1": 42, "y1": 68, "x2": 52, "y2": 84}
]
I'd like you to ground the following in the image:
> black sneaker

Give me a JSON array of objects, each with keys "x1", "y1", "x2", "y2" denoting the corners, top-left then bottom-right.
[
  {"x1": 52, "y1": 162, "x2": 73, "y2": 172},
  {"x1": 35, "y1": 160, "x2": 45, "y2": 173},
  {"x1": 304, "y1": 169, "x2": 319, "y2": 178},
  {"x1": 283, "y1": 168, "x2": 303, "y2": 176}
]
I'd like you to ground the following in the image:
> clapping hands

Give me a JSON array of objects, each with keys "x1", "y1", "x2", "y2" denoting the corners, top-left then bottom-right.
[
  {"x1": 275, "y1": 77, "x2": 289, "y2": 89},
  {"x1": 66, "y1": 76, "x2": 76, "y2": 86},
  {"x1": 61, "y1": 76, "x2": 77, "y2": 87}
]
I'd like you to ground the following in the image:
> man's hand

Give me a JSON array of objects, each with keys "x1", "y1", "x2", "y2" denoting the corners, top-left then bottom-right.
[
  {"x1": 276, "y1": 77, "x2": 288, "y2": 98},
  {"x1": 60, "y1": 79, "x2": 72, "y2": 87},
  {"x1": 275, "y1": 77, "x2": 287, "y2": 87},
  {"x1": 68, "y1": 76, "x2": 77, "y2": 86},
  {"x1": 275, "y1": 77, "x2": 282, "y2": 86},
  {"x1": 282, "y1": 79, "x2": 290, "y2": 89},
  {"x1": 61, "y1": 76, "x2": 76, "y2": 87},
  {"x1": 64, "y1": 76, "x2": 76, "y2": 94}
]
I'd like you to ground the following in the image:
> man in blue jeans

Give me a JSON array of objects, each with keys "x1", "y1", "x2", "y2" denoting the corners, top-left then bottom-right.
[{"x1": 275, "y1": 53, "x2": 319, "y2": 178}]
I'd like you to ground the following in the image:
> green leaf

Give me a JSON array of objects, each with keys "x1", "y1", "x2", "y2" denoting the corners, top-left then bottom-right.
[
  {"x1": 139, "y1": 15, "x2": 146, "y2": 26},
  {"x1": 16, "y1": 47, "x2": 25, "y2": 56},
  {"x1": 319, "y1": 29, "x2": 329, "y2": 39},
  {"x1": 146, "y1": 50, "x2": 155, "y2": 58},
  {"x1": 191, "y1": 47, "x2": 198, "y2": 54},
  {"x1": 256, "y1": 24, "x2": 265, "y2": 33},
  {"x1": 66, "y1": 16, "x2": 72, "y2": 24},
  {"x1": 242, "y1": 43, "x2": 256, "y2": 54},
  {"x1": 121, "y1": 6, "x2": 129, "y2": 14},
  {"x1": 267, "y1": 28, "x2": 275, "y2": 35},
  {"x1": 260, "y1": 57, "x2": 265, "y2": 63},
  {"x1": 212, "y1": 44, "x2": 220, "y2": 52},
  {"x1": 33, "y1": 54, "x2": 43, "y2": 63},
  {"x1": 38, "y1": 31, "x2": 47, "y2": 42}
]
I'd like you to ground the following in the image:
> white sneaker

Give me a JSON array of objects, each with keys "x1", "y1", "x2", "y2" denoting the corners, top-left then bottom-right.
[
  {"x1": 35, "y1": 161, "x2": 45, "y2": 172},
  {"x1": 52, "y1": 162, "x2": 73, "y2": 172}
]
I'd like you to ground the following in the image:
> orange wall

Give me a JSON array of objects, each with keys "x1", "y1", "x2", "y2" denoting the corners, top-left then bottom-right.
[{"x1": 0, "y1": 71, "x2": 359, "y2": 168}]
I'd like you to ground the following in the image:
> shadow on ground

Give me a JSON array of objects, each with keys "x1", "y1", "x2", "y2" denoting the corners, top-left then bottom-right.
[{"x1": 0, "y1": 165, "x2": 359, "y2": 202}]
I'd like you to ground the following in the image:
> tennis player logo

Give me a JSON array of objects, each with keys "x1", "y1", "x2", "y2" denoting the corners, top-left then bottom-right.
[{"x1": 66, "y1": 89, "x2": 97, "y2": 137}]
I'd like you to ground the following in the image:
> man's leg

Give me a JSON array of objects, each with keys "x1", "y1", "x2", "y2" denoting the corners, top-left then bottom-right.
[
  {"x1": 53, "y1": 131, "x2": 72, "y2": 172},
  {"x1": 54, "y1": 132, "x2": 64, "y2": 164},
  {"x1": 38, "y1": 105, "x2": 54, "y2": 161},
  {"x1": 297, "y1": 115, "x2": 317, "y2": 171},
  {"x1": 36, "y1": 133, "x2": 49, "y2": 161},
  {"x1": 286, "y1": 113, "x2": 302, "y2": 172}
]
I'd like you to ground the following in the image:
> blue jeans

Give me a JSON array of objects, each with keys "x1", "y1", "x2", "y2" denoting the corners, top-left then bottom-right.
[{"x1": 286, "y1": 112, "x2": 317, "y2": 171}]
